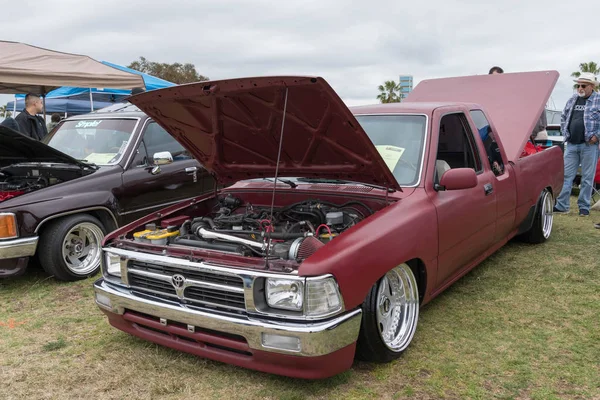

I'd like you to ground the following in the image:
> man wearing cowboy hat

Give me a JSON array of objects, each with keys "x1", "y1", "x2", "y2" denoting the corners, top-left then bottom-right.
[{"x1": 554, "y1": 72, "x2": 600, "y2": 216}]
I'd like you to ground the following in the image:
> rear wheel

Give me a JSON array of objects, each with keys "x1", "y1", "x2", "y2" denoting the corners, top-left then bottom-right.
[
  {"x1": 356, "y1": 264, "x2": 420, "y2": 362},
  {"x1": 38, "y1": 214, "x2": 106, "y2": 281},
  {"x1": 520, "y1": 190, "x2": 553, "y2": 244}
]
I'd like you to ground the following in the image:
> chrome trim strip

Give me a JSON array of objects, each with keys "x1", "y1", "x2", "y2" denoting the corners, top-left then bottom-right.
[
  {"x1": 118, "y1": 197, "x2": 195, "y2": 216},
  {"x1": 352, "y1": 113, "x2": 429, "y2": 188},
  {"x1": 95, "y1": 278, "x2": 362, "y2": 357},
  {"x1": 106, "y1": 247, "x2": 300, "y2": 279},
  {"x1": 34, "y1": 206, "x2": 119, "y2": 233},
  {"x1": 0, "y1": 236, "x2": 38, "y2": 259}
]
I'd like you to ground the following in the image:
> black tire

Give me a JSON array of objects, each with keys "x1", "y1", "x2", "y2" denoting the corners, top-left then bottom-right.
[
  {"x1": 519, "y1": 190, "x2": 554, "y2": 244},
  {"x1": 355, "y1": 264, "x2": 420, "y2": 363},
  {"x1": 38, "y1": 214, "x2": 106, "y2": 281}
]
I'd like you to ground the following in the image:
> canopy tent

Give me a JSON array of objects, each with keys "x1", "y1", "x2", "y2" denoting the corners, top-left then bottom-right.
[
  {"x1": 6, "y1": 98, "x2": 118, "y2": 116},
  {"x1": 0, "y1": 40, "x2": 145, "y2": 119},
  {"x1": 14, "y1": 61, "x2": 175, "y2": 100},
  {"x1": 0, "y1": 40, "x2": 144, "y2": 94},
  {"x1": 8, "y1": 60, "x2": 175, "y2": 115}
]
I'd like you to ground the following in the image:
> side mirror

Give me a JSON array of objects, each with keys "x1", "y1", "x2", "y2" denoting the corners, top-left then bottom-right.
[
  {"x1": 437, "y1": 168, "x2": 477, "y2": 191},
  {"x1": 150, "y1": 151, "x2": 173, "y2": 175}
]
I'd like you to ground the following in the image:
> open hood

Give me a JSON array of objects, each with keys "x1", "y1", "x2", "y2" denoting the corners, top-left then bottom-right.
[
  {"x1": 128, "y1": 76, "x2": 401, "y2": 190},
  {"x1": 0, "y1": 125, "x2": 91, "y2": 169},
  {"x1": 405, "y1": 70, "x2": 559, "y2": 161}
]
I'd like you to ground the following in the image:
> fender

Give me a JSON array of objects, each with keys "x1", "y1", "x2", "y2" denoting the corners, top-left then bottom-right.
[
  {"x1": 34, "y1": 206, "x2": 119, "y2": 233},
  {"x1": 516, "y1": 187, "x2": 550, "y2": 235},
  {"x1": 298, "y1": 190, "x2": 439, "y2": 309}
]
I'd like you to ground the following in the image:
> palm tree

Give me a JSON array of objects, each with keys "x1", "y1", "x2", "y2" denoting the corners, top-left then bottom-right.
[
  {"x1": 570, "y1": 62, "x2": 600, "y2": 90},
  {"x1": 377, "y1": 80, "x2": 401, "y2": 103}
]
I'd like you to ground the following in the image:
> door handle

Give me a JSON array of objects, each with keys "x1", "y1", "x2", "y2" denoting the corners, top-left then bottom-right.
[
  {"x1": 185, "y1": 166, "x2": 198, "y2": 174},
  {"x1": 484, "y1": 183, "x2": 493, "y2": 196}
]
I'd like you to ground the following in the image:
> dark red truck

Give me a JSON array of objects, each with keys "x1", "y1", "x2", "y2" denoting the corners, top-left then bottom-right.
[{"x1": 93, "y1": 71, "x2": 563, "y2": 378}]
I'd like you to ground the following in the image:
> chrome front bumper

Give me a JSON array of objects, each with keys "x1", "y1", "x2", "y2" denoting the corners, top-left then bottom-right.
[
  {"x1": 0, "y1": 237, "x2": 38, "y2": 259},
  {"x1": 94, "y1": 278, "x2": 362, "y2": 357}
]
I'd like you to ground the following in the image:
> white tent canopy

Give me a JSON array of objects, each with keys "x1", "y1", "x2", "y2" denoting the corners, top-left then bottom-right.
[{"x1": 0, "y1": 40, "x2": 145, "y2": 95}]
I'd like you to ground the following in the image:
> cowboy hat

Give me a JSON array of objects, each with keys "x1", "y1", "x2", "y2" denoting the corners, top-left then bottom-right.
[{"x1": 573, "y1": 72, "x2": 599, "y2": 86}]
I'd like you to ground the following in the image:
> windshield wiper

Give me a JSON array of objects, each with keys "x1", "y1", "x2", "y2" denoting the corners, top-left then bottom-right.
[
  {"x1": 296, "y1": 178, "x2": 397, "y2": 192},
  {"x1": 78, "y1": 159, "x2": 100, "y2": 170},
  {"x1": 262, "y1": 177, "x2": 297, "y2": 188}
]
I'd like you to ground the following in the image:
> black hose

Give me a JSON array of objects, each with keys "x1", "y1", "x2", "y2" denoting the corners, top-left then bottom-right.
[{"x1": 192, "y1": 217, "x2": 216, "y2": 229}]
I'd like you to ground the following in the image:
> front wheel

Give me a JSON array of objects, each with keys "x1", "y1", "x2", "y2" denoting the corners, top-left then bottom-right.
[
  {"x1": 38, "y1": 214, "x2": 106, "y2": 281},
  {"x1": 355, "y1": 264, "x2": 420, "y2": 362}
]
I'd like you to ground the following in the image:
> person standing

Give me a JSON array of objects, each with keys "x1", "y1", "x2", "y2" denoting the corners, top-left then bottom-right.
[
  {"x1": 47, "y1": 113, "x2": 61, "y2": 132},
  {"x1": 554, "y1": 72, "x2": 600, "y2": 216},
  {"x1": 14, "y1": 94, "x2": 48, "y2": 141}
]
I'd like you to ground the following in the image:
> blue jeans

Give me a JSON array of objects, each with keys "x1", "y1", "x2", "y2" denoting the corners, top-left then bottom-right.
[{"x1": 555, "y1": 142, "x2": 600, "y2": 212}]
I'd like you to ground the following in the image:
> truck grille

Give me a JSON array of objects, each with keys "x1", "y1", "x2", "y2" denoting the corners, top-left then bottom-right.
[{"x1": 127, "y1": 260, "x2": 246, "y2": 314}]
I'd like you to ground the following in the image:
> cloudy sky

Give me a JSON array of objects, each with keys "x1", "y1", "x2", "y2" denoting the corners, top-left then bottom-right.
[{"x1": 1, "y1": 0, "x2": 598, "y2": 112}]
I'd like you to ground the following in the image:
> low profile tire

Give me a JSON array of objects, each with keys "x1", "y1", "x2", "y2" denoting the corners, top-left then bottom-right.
[
  {"x1": 520, "y1": 190, "x2": 554, "y2": 244},
  {"x1": 38, "y1": 214, "x2": 106, "y2": 281},
  {"x1": 355, "y1": 263, "x2": 420, "y2": 363}
]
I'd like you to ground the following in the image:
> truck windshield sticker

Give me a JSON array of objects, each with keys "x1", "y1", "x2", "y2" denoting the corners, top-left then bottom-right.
[
  {"x1": 75, "y1": 120, "x2": 102, "y2": 128},
  {"x1": 375, "y1": 145, "x2": 405, "y2": 172},
  {"x1": 85, "y1": 153, "x2": 117, "y2": 164},
  {"x1": 117, "y1": 140, "x2": 129, "y2": 154}
]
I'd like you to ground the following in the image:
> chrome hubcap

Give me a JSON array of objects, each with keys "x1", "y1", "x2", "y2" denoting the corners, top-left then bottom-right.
[
  {"x1": 376, "y1": 264, "x2": 419, "y2": 352},
  {"x1": 543, "y1": 192, "x2": 554, "y2": 238},
  {"x1": 61, "y1": 222, "x2": 104, "y2": 275}
]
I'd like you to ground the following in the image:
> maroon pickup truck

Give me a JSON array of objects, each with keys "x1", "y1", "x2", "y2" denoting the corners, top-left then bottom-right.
[{"x1": 93, "y1": 71, "x2": 563, "y2": 379}]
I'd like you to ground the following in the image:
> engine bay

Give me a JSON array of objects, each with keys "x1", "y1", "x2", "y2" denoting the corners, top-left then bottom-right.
[
  {"x1": 0, "y1": 163, "x2": 88, "y2": 202},
  {"x1": 131, "y1": 193, "x2": 376, "y2": 263}
]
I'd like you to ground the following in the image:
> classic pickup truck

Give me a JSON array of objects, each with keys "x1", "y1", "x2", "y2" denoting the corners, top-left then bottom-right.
[
  {"x1": 93, "y1": 71, "x2": 563, "y2": 379},
  {"x1": 0, "y1": 103, "x2": 214, "y2": 281}
]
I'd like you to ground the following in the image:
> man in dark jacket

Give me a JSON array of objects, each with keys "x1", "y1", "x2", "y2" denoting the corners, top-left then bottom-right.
[{"x1": 14, "y1": 94, "x2": 48, "y2": 140}]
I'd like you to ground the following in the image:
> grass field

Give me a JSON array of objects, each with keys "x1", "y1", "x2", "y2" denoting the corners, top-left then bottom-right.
[{"x1": 1, "y1": 205, "x2": 599, "y2": 399}]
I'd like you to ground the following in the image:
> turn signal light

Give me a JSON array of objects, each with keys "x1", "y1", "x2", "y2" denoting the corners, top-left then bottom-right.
[{"x1": 0, "y1": 213, "x2": 17, "y2": 239}]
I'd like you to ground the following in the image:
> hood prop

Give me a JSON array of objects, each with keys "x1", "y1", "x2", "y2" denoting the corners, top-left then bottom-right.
[{"x1": 264, "y1": 87, "x2": 290, "y2": 269}]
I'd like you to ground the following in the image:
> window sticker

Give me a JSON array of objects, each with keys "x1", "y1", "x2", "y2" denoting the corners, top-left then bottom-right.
[
  {"x1": 75, "y1": 120, "x2": 102, "y2": 128},
  {"x1": 375, "y1": 145, "x2": 405, "y2": 171},
  {"x1": 117, "y1": 140, "x2": 129, "y2": 154},
  {"x1": 84, "y1": 153, "x2": 117, "y2": 164}
]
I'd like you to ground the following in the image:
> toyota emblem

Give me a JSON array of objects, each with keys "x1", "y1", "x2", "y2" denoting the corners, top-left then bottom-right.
[{"x1": 171, "y1": 274, "x2": 186, "y2": 289}]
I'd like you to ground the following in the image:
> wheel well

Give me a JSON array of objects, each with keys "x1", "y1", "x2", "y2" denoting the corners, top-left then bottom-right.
[
  {"x1": 406, "y1": 258, "x2": 427, "y2": 303},
  {"x1": 36, "y1": 209, "x2": 118, "y2": 237}
]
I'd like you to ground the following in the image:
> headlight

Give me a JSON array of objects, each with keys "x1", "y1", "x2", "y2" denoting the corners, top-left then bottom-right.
[
  {"x1": 305, "y1": 277, "x2": 342, "y2": 317},
  {"x1": 266, "y1": 279, "x2": 304, "y2": 311},
  {"x1": 104, "y1": 252, "x2": 122, "y2": 278},
  {"x1": 264, "y1": 276, "x2": 344, "y2": 318},
  {"x1": 0, "y1": 213, "x2": 17, "y2": 239}
]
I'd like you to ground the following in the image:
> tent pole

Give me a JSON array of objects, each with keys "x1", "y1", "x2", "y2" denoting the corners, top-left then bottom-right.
[
  {"x1": 90, "y1": 89, "x2": 94, "y2": 111},
  {"x1": 13, "y1": 95, "x2": 16, "y2": 113},
  {"x1": 43, "y1": 95, "x2": 46, "y2": 121}
]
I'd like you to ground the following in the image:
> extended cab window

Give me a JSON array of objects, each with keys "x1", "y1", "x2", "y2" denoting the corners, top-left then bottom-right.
[
  {"x1": 132, "y1": 122, "x2": 191, "y2": 166},
  {"x1": 469, "y1": 110, "x2": 505, "y2": 176},
  {"x1": 435, "y1": 113, "x2": 482, "y2": 183},
  {"x1": 354, "y1": 115, "x2": 427, "y2": 186}
]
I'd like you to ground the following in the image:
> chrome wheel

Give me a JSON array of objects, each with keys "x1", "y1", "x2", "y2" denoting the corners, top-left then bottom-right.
[
  {"x1": 376, "y1": 264, "x2": 420, "y2": 352},
  {"x1": 543, "y1": 191, "x2": 554, "y2": 239},
  {"x1": 61, "y1": 222, "x2": 104, "y2": 275}
]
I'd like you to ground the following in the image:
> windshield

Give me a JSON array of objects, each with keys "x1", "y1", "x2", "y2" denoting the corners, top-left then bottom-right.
[
  {"x1": 43, "y1": 119, "x2": 137, "y2": 165},
  {"x1": 354, "y1": 115, "x2": 427, "y2": 186}
]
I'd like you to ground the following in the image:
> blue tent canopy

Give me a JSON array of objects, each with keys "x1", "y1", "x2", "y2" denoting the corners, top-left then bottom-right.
[
  {"x1": 6, "y1": 98, "x2": 117, "y2": 115},
  {"x1": 7, "y1": 61, "x2": 175, "y2": 115}
]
